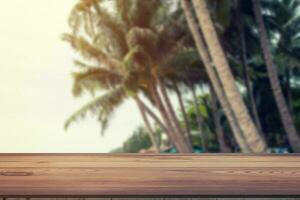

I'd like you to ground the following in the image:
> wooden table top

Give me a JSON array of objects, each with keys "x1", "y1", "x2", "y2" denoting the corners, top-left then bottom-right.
[{"x1": 0, "y1": 154, "x2": 300, "y2": 197}]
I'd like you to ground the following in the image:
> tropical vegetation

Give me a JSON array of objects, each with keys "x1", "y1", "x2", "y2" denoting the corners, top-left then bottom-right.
[{"x1": 64, "y1": 0, "x2": 300, "y2": 153}]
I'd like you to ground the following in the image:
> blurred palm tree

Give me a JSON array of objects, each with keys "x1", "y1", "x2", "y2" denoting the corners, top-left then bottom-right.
[
  {"x1": 181, "y1": 0, "x2": 254, "y2": 152},
  {"x1": 252, "y1": 0, "x2": 300, "y2": 152},
  {"x1": 63, "y1": 0, "x2": 200, "y2": 152}
]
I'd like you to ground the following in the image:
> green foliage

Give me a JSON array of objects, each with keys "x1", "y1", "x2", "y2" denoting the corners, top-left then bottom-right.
[
  {"x1": 185, "y1": 92, "x2": 221, "y2": 151},
  {"x1": 123, "y1": 127, "x2": 152, "y2": 153},
  {"x1": 118, "y1": 126, "x2": 164, "y2": 153},
  {"x1": 214, "y1": 0, "x2": 300, "y2": 150}
]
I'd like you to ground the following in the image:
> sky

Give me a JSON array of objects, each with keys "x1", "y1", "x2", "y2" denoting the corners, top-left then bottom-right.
[{"x1": 0, "y1": 0, "x2": 142, "y2": 153}]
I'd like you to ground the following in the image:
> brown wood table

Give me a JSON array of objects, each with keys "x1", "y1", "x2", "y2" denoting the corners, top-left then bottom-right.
[{"x1": 0, "y1": 154, "x2": 300, "y2": 197}]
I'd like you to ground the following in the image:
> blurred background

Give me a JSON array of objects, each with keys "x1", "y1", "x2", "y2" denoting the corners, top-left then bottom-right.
[{"x1": 1, "y1": 0, "x2": 300, "y2": 153}]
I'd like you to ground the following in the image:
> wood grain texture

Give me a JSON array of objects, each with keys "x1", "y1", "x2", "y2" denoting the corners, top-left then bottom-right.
[
  {"x1": 0, "y1": 154, "x2": 300, "y2": 197},
  {"x1": 2, "y1": 198, "x2": 300, "y2": 200}
]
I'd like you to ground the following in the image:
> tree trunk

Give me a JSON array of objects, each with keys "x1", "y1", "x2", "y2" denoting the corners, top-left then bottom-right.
[
  {"x1": 191, "y1": 85, "x2": 207, "y2": 151},
  {"x1": 181, "y1": 0, "x2": 252, "y2": 153},
  {"x1": 137, "y1": 98, "x2": 169, "y2": 136},
  {"x1": 151, "y1": 83, "x2": 192, "y2": 153},
  {"x1": 150, "y1": 84, "x2": 178, "y2": 148},
  {"x1": 286, "y1": 68, "x2": 294, "y2": 114},
  {"x1": 173, "y1": 81, "x2": 193, "y2": 143},
  {"x1": 157, "y1": 79, "x2": 193, "y2": 152},
  {"x1": 237, "y1": 6, "x2": 264, "y2": 135},
  {"x1": 135, "y1": 98, "x2": 161, "y2": 152},
  {"x1": 136, "y1": 97, "x2": 174, "y2": 148},
  {"x1": 210, "y1": 85, "x2": 231, "y2": 153},
  {"x1": 252, "y1": 0, "x2": 300, "y2": 152},
  {"x1": 192, "y1": 0, "x2": 267, "y2": 153}
]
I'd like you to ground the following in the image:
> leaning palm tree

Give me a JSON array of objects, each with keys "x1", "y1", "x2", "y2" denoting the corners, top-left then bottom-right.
[
  {"x1": 209, "y1": 84, "x2": 231, "y2": 152},
  {"x1": 64, "y1": 0, "x2": 193, "y2": 152},
  {"x1": 136, "y1": 98, "x2": 161, "y2": 152},
  {"x1": 63, "y1": 35, "x2": 166, "y2": 152},
  {"x1": 181, "y1": 0, "x2": 252, "y2": 152},
  {"x1": 252, "y1": 0, "x2": 300, "y2": 152},
  {"x1": 163, "y1": 47, "x2": 212, "y2": 150},
  {"x1": 189, "y1": 0, "x2": 267, "y2": 153},
  {"x1": 172, "y1": 81, "x2": 192, "y2": 143}
]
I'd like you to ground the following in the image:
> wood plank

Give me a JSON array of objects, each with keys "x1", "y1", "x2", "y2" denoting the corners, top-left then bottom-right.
[
  {"x1": 3, "y1": 199, "x2": 300, "y2": 200},
  {"x1": 4, "y1": 199, "x2": 300, "y2": 200},
  {"x1": 0, "y1": 154, "x2": 300, "y2": 197}
]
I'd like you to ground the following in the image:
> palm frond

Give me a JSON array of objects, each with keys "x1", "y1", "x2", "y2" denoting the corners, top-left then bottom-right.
[
  {"x1": 63, "y1": 34, "x2": 124, "y2": 73},
  {"x1": 74, "y1": 60, "x2": 100, "y2": 69},
  {"x1": 96, "y1": 8, "x2": 128, "y2": 57},
  {"x1": 72, "y1": 67, "x2": 124, "y2": 96},
  {"x1": 115, "y1": 0, "x2": 161, "y2": 29},
  {"x1": 157, "y1": 9, "x2": 189, "y2": 53},
  {"x1": 85, "y1": 11, "x2": 96, "y2": 37},
  {"x1": 64, "y1": 86, "x2": 127, "y2": 132},
  {"x1": 97, "y1": 110, "x2": 109, "y2": 136},
  {"x1": 68, "y1": 0, "x2": 99, "y2": 36},
  {"x1": 126, "y1": 27, "x2": 158, "y2": 58},
  {"x1": 159, "y1": 48, "x2": 207, "y2": 84},
  {"x1": 115, "y1": 0, "x2": 132, "y2": 28},
  {"x1": 130, "y1": 0, "x2": 161, "y2": 28},
  {"x1": 123, "y1": 45, "x2": 153, "y2": 71}
]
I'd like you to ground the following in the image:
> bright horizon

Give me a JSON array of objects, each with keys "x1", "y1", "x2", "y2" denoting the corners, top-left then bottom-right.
[{"x1": 0, "y1": 0, "x2": 143, "y2": 152}]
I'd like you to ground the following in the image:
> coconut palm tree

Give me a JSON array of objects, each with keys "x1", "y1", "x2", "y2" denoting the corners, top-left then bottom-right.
[
  {"x1": 172, "y1": 81, "x2": 192, "y2": 143},
  {"x1": 136, "y1": 97, "x2": 161, "y2": 152},
  {"x1": 252, "y1": 0, "x2": 300, "y2": 152},
  {"x1": 161, "y1": 45, "x2": 213, "y2": 150},
  {"x1": 190, "y1": 0, "x2": 267, "y2": 152},
  {"x1": 181, "y1": 0, "x2": 252, "y2": 152},
  {"x1": 64, "y1": 0, "x2": 193, "y2": 152},
  {"x1": 235, "y1": 2, "x2": 264, "y2": 134},
  {"x1": 209, "y1": 84, "x2": 231, "y2": 152}
]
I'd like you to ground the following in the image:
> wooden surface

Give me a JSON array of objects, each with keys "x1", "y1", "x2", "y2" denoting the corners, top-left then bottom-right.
[
  {"x1": 2, "y1": 198, "x2": 300, "y2": 200},
  {"x1": 0, "y1": 154, "x2": 300, "y2": 197},
  {"x1": 0, "y1": 197, "x2": 300, "y2": 200}
]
